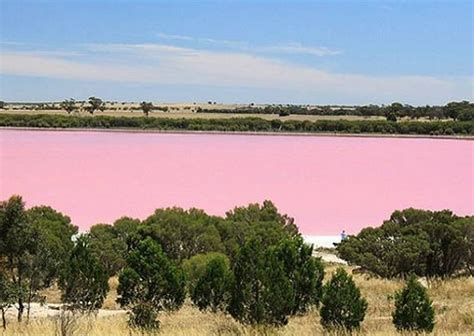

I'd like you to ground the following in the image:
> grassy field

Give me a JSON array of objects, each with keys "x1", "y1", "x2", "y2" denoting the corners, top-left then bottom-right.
[
  {"x1": 0, "y1": 108, "x2": 385, "y2": 122},
  {"x1": 3, "y1": 265, "x2": 473, "y2": 335}
]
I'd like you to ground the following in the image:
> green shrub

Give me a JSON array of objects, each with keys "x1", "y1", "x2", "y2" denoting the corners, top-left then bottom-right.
[
  {"x1": 320, "y1": 268, "x2": 367, "y2": 331},
  {"x1": 117, "y1": 238, "x2": 185, "y2": 330},
  {"x1": 392, "y1": 275, "x2": 435, "y2": 333},
  {"x1": 191, "y1": 254, "x2": 232, "y2": 312}
]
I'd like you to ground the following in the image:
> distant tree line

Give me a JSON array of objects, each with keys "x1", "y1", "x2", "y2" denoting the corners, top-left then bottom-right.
[
  {"x1": 198, "y1": 101, "x2": 474, "y2": 121},
  {"x1": 2, "y1": 196, "x2": 467, "y2": 332},
  {"x1": 1, "y1": 113, "x2": 473, "y2": 136}
]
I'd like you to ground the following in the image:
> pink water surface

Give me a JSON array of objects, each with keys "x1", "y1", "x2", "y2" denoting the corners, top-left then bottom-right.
[{"x1": 0, "y1": 130, "x2": 472, "y2": 234}]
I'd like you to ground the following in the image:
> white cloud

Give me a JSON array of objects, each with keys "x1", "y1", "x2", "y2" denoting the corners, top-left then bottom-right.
[
  {"x1": 1, "y1": 44, "x2": 472, "y2": 104},
  {"x1": 156, "y1": 32, "x2": 339, "y2": 56},
  {"x1": 257, "y1": 43, "x2": 341, "y2": 57}
]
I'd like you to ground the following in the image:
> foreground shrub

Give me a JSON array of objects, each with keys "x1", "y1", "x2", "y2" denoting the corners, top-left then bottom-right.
[
  {"x1": 320, "y1": 268, "x2": 367, "y2": 331},
  {"x1": 392, "y1": 275, "x2": 435, "y2": 333},
  {"x1": 272, "y1": 237, "x2": 324, "y2": 315},
  {"x1": 59, "y1": 236, "x2": 109, "y2": 313},
  {"x1": 228, "y1": 238, "x2": 295, "y2": 326},
  {"x1": 117, "y1": 238, "x2": 185, "y2": 330},
  {"x1": 191, "y1": 254, "x2": 232, "y2": 312}
]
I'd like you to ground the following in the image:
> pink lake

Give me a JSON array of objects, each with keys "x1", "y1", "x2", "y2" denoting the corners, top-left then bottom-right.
[{"x1": 0, "y1": 130, "x2": 472, "y2": 235}]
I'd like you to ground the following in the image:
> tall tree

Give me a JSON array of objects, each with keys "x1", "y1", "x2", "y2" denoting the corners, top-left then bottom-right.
[
  {"x1": 228, "y1": 238, "x2": 295, "y2": 326},
  {"x1": 59, "y1": 235, "x2": 109, "y2": 313},
  {"x1": 60, "y1": 99, "x2": 77, "y2": 114},
  {"x1": 140, "y1": 101, "x2": 154, "y2": 116},
  {"x1": 85, "y1": 97, "x2": 105, "y2": 114},
  {"x1": 117, "y1": 237, "x2": 185, "y2": 330},
  {"x1": 0, "y1": 195, "x2": 34, "y2": 322},
  {"x1": 273, "y1": 237, "x2": 324, "y2": 315}
]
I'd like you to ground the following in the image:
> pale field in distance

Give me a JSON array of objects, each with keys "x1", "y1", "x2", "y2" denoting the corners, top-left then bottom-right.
[
  {"x1": 4, "y1": 265, "x2": 473, "y2": 336},
  {"x1": 1, "y1": 102, "x2": 385, "y2": 122}
]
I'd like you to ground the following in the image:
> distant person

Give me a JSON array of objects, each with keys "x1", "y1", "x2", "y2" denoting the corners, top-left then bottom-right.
[{"x1": 341, "y1": 230, "x2": 347, "y2": 241}]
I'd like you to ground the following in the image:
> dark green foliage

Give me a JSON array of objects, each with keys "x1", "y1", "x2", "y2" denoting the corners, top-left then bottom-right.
[
  {"x1": 320, "y1": 268, "x2": 367, "y2": 331},
  {"x1": 0, "y1": 195, "x2": 35, "y2": 322},
  {"x1": 392, "y1": 275, "x2": 435, "y2": 332},
  {"x1": 140, "y1": 101, "x2": 154, "y2": 116},
  {"x1": 182, "y1": 252, "x2": 229, "y2": 294},
  {"x1": 85, "y1": 97, "x2": 105, "y2": 114},
  {"x1": 1, "y1": 113, "x2": 472, "y2": 135},
  {"x1": 228, "y1": 239, "x2": 295, "y2": 326},
  {"x1": 337, "y1": 208, "x2": 474, "y2": 278},
  {"x1": 191, "y1": 254, "x2": 232, "y2": 312},
  {"x1": 0, "y1": 272, "x2": 16, "y2": 329},
  {"x1": 89, "y1": 224, "x2": 127, "y2": 276},
  {"x1": 117, "y1": 238, "x2": 185, "y2": 330},
  {"x1": 219, "y1": 200, "x2": 300, "y2": 261},
  {"x1": 129, "y1": 303, "x2": 159, "y2": 330},
  {"x1": 59, "y1": 236, "x2": 109, "y2": 312},
  {"x1": 385, "y1": 111, "x2": 398, "y2": 122},
  {"x1": 140, "y1": 208, "x2": 224, "y2": 261},
  {"x1": 272, "y1": 237, "x2": 324, "y2": 314},
  {"x1": 60, "y1": 99, "x2": 77, "y2": 114}
]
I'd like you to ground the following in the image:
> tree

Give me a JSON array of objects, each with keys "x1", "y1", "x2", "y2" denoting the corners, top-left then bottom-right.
[
  {"x1": 117, "y1": 237, "x2": 185, "y2": 330},
  {"x1": 385, "y1": 111, "x2": 398, "y2": 122},
  {"x1": 85, "y1": 97, "x2": 105, "y2": 114},
  {"x1": 392, "y1": 275, "x2": 435, "y2": 332},
  {"x1": 89, "y1": 224, "x2": 127, "y2": 276},
  {"x1": 191, "y1": 254, "x2": 232, "y2": 312},
  {"x1": 0, "y1": 101, "x2": 5, "y2": 109},
  {"x1": 140, "y1": 101, "x2": 154, "y2": 116},
  {"x1": 228, "y1": 238, "x2": 294, "y2": 326},
  {"x1": 0, "y1": 272, "x2": 16, "y2": 329},
  {"x1": 182, "y1": 252, "x2": 229, "y2": 294},
  {"x1": 320, "y1": 268, "x2": 367, "y2": 332},
  {"x1": 24, "y1": 206, "x2": 78, "y2": 320},
  {"x1": 273, "y1": 237, "x2": 324, "y2": 315},
  {"x1": 337, "y1": 209, "x2": 473, "y2": 278},
  {"x1": 218, "y1": 200, "x2": 300, "y2": 261},
  {"x1": 59, "y1": 235, "x2": 109, "y2": 313},
  {"x1": 60, "y1": 99, "x2": 77, "y2": 114},
  {"x1": 0, "y1": 195, "x2": 35, "y2": 322},
  {"x1": 140, "y1": 208, "x2": 224, "y2": 261}
]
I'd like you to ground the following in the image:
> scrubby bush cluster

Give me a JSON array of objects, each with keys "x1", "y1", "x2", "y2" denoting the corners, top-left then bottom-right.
[
  {"x1": 198, "y1": 101, "x2": 474, "y2": 121},
  {"x1": 338, "y1": 208, "x2": 474, "y2": 278},
  {"x1": 2, "y1": 195, "x2": 460, "y2": 333},
  {"x1": 1, "y1": 112, "x2": 473, "y2": 135}
]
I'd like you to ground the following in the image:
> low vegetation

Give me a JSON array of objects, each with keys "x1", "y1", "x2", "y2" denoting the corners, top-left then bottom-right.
[
  {"x1": 1, "y1": 195, "x2": 472, "y2": 335},
  {"x1": 1, "y1": 113, "x2": 473, "y2": 135}
]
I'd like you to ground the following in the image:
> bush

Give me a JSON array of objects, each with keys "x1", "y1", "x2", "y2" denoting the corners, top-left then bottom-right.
[
  {"x1": 337, "y1": 208, "x2": 474, "y2": 278},
  {"x1": 182, "y1": 252, "x2": 229, "y2": 294},
  {"x1": 59, "y1": 236, "x2": 109, "y2": 313},
  {"x1": 228, "y1": 238, "x2": 294, "y2": 326},
  {"x1": 117, "y1": 238, "x2": 185, "y2": 330},
  {"x1": 320, "y1": 268, "x2": 367, "y2": 331},
  {"x1": 392, "y1": 275, "x2": 435, "y2": 333},
  {"x1": 191, "y1": 254, "x2": 232, "y2": 312}
]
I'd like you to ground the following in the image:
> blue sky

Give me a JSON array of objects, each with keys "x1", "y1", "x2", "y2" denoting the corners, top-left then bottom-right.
[{"x1": 0, "y1": 0, "x2": 472, "y2": 104}]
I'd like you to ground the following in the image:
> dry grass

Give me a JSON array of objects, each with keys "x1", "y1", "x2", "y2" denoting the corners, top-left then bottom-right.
[
  {"x1": 4, "y1": 265, "x2": 474, "y2": 335},
  {"x1": 0, "y1": 108, "x2": 384, "y2": 122}
]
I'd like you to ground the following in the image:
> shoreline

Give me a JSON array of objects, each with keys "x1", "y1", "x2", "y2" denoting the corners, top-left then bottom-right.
[{"x1": 1, "y1": 126, "x2": 473, "y2": 141}]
